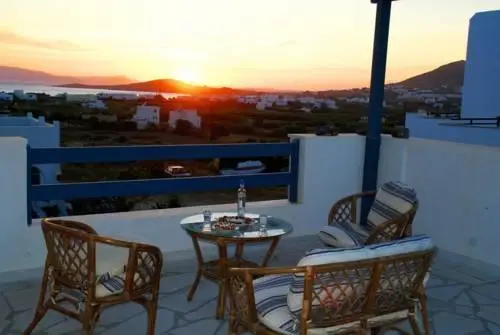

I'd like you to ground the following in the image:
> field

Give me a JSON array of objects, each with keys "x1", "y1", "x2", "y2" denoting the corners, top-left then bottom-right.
[{"x1": 14, "y1": 97, "x2": 407, "y2": 214}]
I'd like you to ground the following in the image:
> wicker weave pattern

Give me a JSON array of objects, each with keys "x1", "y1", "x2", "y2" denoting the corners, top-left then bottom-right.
[
  {"x1": 46, "y1": 229, "x2": 91, "y2": 290},
  {"x1": 326, "y1": 190, "x2": 418, "y2": 246},
  {"x1": 228, "y1": 248, "x2": 435, "y2": 335},
  {"x1": 24, "y1": 219, "x2": 164, "y2": 335}
]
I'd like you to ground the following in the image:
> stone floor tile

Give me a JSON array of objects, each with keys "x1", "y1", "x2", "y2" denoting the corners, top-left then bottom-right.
[
  {"x1": 1, "y1": 238, "x2": 500, "y2": 335},
  {"x1": 426, "y1": 284, "x2": 468, "y2": 302},
  {"x1": 433, "y1": 312, "x2": 486, "y2": 334},
  {"x1": 168, "y1": 319, "x2": 221, "y2": 335}
]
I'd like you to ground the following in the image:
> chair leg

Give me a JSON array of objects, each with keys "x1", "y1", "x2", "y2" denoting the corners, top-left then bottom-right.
[
  {"x1": 371, "y1": 327, "x2": 381, "y2": 335},
  {"x1": 82, "y1": 305, "x2": 99, "y2": 335},
  {"x1": 23, "y1": 267, "x2": 50, "y2": 334},
  {"x1": 146, "y1": 288, "x2": 160, "y2": 335},
  {"x1": 228, "y1": 303, "x2": 241, "y2": 335},
  {"x1": 419, "y1": 294, "x2": 431, "y2": 335},
  {"x1": 409, "y1": 315, "x2": 422, "y2": 335}
]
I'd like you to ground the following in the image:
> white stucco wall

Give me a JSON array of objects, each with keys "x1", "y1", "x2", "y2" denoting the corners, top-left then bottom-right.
[
  {"x1": 2, "y1": 134, "x2": 500, "y2": 281},
  {"x1": 0, "y1": 134, "x2": 366, "y2": 280},
  {"x1": 461, "y1": 10, "x2": 500, "y2": 119},
  {"x1": 169, "y1": 110, "x2": 202, "y2": 129}
]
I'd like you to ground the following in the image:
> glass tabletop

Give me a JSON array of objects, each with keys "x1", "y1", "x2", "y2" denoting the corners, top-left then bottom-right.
[{"x1": 180, "y1": 212, "x2": 293, "y2": 239}]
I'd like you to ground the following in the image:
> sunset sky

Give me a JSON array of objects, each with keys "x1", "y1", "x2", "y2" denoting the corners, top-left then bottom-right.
[{"x1": 1, "y1": 0, "x2": 500, "y2": 90}]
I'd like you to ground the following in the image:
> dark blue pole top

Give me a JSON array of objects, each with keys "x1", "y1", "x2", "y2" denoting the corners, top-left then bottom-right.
[{"x1": 361, "y1": 0, "x2": 395, "y2": 224}]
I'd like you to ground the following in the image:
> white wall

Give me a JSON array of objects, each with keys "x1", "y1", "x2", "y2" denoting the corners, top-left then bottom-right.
[
  {"x1": 3, "y1": 134, "x2": 500, "y2": 280},
  {"x1": 133, "y1": 105, "x2": 160, "y2": 129},
  {"x1": 461, "y1": 10, "x2": 500, "y2": 119},
  {"x1": 0, "y1": 134, "x2": 366, "y2": 279},
  {"x1": 405, "y1": 113, "x2": 500, "y2": 148},
  {"x1": 169, "y1": 110, "x2": 202, "y2": 129},
  {"x1": 380, "y1": 137, "x2": 500, "y2": 267}
]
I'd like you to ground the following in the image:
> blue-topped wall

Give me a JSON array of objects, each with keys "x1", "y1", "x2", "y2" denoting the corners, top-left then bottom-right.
[{"x1": 405, "y1": 113, "x2": 500, "y2": 147}]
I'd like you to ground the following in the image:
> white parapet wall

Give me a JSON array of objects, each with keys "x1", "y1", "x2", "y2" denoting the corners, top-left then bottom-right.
[
  {"x1": 3, "y1": 134, "x2": 500, "y2": 282},
  {"x1": 0, "y1": 134, "x2": 367, "y2": 282},
  {"x1": 379, "y1": 136, "x2": 500, "y2": 267}
]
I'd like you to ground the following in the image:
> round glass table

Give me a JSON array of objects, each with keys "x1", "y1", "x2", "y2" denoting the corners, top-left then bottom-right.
[{"x1": 180, "y1": 212, "x2": 293, "y2": 319}]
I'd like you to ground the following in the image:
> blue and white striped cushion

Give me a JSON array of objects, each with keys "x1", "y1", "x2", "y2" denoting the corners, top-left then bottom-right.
[
  {"x1": 287, "y1": 246, "x2": 368, "y2": 315},
  {"x1": 287, "y1": 235, "x2": 434, "y2": 317},
  {"x1": 367, "y1": 181, "x2": 417, "y2": 229},
  {"x1": 95, "y1": 272, "x2": 126, "y2": 298},
  {"x1": 318, "y1": 221, "x2": 370, "y2": 248},
  {"x1": 253, "y1": 274, "x2": 297, "y2": 335}
]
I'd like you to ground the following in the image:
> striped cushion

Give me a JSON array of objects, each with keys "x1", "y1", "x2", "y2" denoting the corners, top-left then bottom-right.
[
  {"x1": 254, "y1": 274, "x2": 362, "y2": 335},
  {"x1": 287, "y1": 235, "x2": 434, "y2": 317},
  {"x1": 254, "y1": 274, "x2": 296, "y2": 335},
  {"x1": 95, "y1": 243, "x2": 130, "y2": 283},
  {"x1": 96, "y1": 272, "x2": 126, "y2": 298},
  {"x1": 367, "y1": 181, "x2": 417, "y2": 229},
  {"x1": 318, "y1": 221, "x2": 370, "y2": 247}
]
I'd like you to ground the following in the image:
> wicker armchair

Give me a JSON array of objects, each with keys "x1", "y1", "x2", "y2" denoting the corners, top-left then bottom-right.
[
  {"x1": 319, "y1": 181, "x2": 419, "y2": 248},
  {"x1": 24, "y1": 219, "x2": 163, "y2": 335},
  {"x1": 228, "y1": 235, "x2": 436, "y2": 335}
]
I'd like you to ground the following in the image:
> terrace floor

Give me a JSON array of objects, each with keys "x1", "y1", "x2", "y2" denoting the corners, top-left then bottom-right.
[{"x1": 1, "y1": 235, "x2": 500, "y2": 335}]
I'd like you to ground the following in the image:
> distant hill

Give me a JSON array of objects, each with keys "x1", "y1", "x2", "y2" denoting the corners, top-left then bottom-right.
[
  {"x1": 60, "y1": 79, "x2": 253, "y2": 95},
  {"x1": 398, "y1": 60, "x2": 465, "y2": 91},
  {"x1": 0, "y1": 66, "x2": 135, "y2": 86}
]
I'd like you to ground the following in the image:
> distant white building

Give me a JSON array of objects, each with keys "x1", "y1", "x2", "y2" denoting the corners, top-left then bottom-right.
[
  {"x1": 324, "y1": 99, "x2": 338, "y2": 110},
  {"x1": 132, "y1": 105, "x2": 160, "y2": 130},
  {"x1": 256, "y1": 101, "x2": 272, "y2": 111},
  {"x1": 346, "y1": 96, "x2": 370, "y2": 104},
  {"x1": 66, "y1": 94, "x2": 98, "y2": 103},
  {"x1": 169, "y1": 109, "x2": 201, "y2": 129},
  {"x1": 82, "y1": 100, "x2": 107, "y2": 110},
  {"x1": 13, "y1": 90, "x2": 37, "y2": 101},
  {"x1": 0, "y1": 92, "x2": 13, "y2": 102},
  {"x1": 97, "y1": 92, "x2": 138, "y2": 101},
  {"x1": 0, "y1": 112, "x2": 60, "y2": 184}
]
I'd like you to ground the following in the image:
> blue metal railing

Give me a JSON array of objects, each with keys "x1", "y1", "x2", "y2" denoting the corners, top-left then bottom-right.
[{"x1": 27, "y1": 140, "x2": 300, "y2": 224}]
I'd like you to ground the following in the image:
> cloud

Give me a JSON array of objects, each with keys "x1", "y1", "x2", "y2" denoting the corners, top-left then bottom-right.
[{"x1": 0, "y1": 30, "x2": 84, "y2": 51}]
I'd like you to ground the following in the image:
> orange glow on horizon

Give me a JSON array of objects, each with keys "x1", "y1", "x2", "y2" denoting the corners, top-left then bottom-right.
[
  {"x1": 0, "y1": 0, "x2": 498, "y2": 90},
  {"x1": 171, "y1": 67, "x2": 202, "y2": 84}
]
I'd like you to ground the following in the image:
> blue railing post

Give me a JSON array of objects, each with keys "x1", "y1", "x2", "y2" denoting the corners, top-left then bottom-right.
[
  {"x1": 361, "y1": 0, "x2": 394, "y2": 224},
  {"x1": 26, "y1": 144, "x2": 32, "y2": 226},
  {"x1": 288, "y1": 139, "x2": 300, "y2": 203}
]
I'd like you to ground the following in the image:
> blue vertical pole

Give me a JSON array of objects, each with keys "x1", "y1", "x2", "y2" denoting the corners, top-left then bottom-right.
[{"x1": 361, "y1": 0, "x2": 394, "y2": 224}]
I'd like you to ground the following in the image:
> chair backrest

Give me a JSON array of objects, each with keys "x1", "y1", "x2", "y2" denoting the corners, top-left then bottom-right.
[
  {"x1": 288, "y1": 235, "x2": 435, "y2": 330},
  {"x1": 367, "y1": 181, "x2": 418, "y2": 230},
  {"x1": 41, "y1": 219, "x2": 98, "y2": 290}
]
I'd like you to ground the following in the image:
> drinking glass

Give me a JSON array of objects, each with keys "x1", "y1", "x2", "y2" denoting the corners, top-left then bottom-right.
[
  {"x1": 202, "y1": 210, "x2": 212, "y2": 231},
  {"x1": 258, "y1": 215, "x2": 268, "y2": 235}
]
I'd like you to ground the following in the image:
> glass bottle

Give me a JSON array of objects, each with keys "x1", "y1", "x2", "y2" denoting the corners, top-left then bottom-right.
[{"x1": 237, "y1": 179, "x2": 247, "y2": 218}]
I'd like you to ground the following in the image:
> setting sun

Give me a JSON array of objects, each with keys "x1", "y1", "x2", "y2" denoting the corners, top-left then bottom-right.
[{"x1": 172, "y1": 68, "x2": 201, "y2": 84}]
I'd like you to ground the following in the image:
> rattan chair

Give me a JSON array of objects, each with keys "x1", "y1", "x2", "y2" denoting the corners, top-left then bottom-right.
[
  {"x1": 319, "y1": 181, "x2": 419, "y2": 248},
  {"x1": 228, "y1": 235, "x2": 436, "y2": 335},
  {"x1": 24, "y1": 219, "x2": 163, "y2": 335}
]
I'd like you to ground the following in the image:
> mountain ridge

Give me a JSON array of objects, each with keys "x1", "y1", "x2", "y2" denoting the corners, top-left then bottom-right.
[
  {"x1": 0, "y1": 61, "x2": 466, "y2": 94},
  {"x1": 396, "y1": 60, "x2": 465, "y2": 91},
  {"x1": 0, "y1": 66, "x2": 135, "y2": 86},
  {"x1": 59, "y1": 79, "x2": 253, "y2": 95}
]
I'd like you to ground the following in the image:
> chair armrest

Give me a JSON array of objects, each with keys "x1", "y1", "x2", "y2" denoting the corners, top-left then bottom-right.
[
  {"x1": 94, "y1": 236, "x2": 163, "y2": 293},
  {"x1": 364, "y1": 213, "x2": 410, "y2": 245},
  {"x1": 228, "y1": 266, "x2": 311, "y2": 326},
  {"x1": 328, "y1": 191, "x2": 376, "y2": 225}
]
